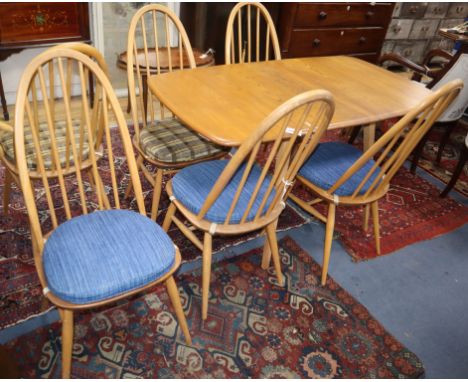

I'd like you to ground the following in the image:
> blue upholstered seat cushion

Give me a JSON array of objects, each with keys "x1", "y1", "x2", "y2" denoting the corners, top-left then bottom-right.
[
  {"x1": 299, "y1": 142, "x2": 380, "y2": 196},
  {"x1": 43, "y1": 210, "x2": 175, "y2": 304},
  {"x1": 172, "y1": 159, "x2": 275, "y2": 224}
]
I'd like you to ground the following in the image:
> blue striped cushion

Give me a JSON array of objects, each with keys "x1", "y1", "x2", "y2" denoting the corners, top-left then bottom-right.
[
  {"x1": 299, "y1": 142, "x2": 380, "y2": 196},
  {"x1": 43, "y1": 210, "x2": 175, "y2": 304},
  {"x1": 172, "y1": 159, "x2": 275, "y2": 224}
]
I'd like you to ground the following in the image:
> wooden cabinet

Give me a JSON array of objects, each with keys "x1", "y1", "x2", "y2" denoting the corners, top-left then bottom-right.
[
  {"x1": 0, "y1": 3, "x2": 90, "y2": 120},
  {"x1": 277, "y1": 2, "x2": 394, "y2": 63},
  {"x1": 0, "y1": 3, "x2": 90, "y2": 48}
]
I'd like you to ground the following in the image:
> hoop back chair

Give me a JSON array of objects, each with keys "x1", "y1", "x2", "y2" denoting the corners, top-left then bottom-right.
[
  {"x1": 126, "y1": 4, "x2": 226, "y2": 220},
  {"x1": 163, "y1": 90, "x2": 335, "y2": 319},
  {"x1": 225, "y1": 2, "x2": 281, "y2": 65},
  {"x1": 350, "y1": 52, "x2": 468, "y2": 175},
  {"x1": 14, "y1": 48, "x2": 191, "y2": 378},
  {"x1": 289, "y1": 80, "x2": 463, "y2": 285},
  {"x1": 0, "y1": 43, "x2": 109, "y2": 214}
]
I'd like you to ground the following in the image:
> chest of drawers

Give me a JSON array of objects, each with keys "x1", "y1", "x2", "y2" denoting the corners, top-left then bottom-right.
[{"x1": 278, "y1": 2, "x2": 394, "y2": 63}]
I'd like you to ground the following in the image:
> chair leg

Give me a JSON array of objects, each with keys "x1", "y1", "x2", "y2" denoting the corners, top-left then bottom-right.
[
  {"x1": 321, "y1": 203, "x2": 336, "y2": 286},
  {"x1": 440, "y1": 144, "x2": 468, "y2": 197},
  {"x1": 362, "y1": 204, "x2": 370, "y2": 232},
  {"x1": 436, "y1": 121, "x2": 457, "y2": 165},
  {"x1": 348, "y1": 125, "x2": 362, "y2": 144},
  {"x1": 201, "y1": 232, "x2": 212, "y2": 320},
  {"x1": 60, "y1": 309, "x2": 74, "y2": 379},
  {"x1": 265, "y1": 221, "x2": 284, "y2": 286},
  {"x1": 150, "y1": 169, "x2": 163, "y2": 221},
  {"x1": 371, "y1": 201, "x2": 381, "y2": 255},
  {"x1": 165, "y1": 275, "x2": 192, "y2": 345},
  {"x1": 261, "y1": 230, "x2": 271, "y2": 270},
  {"x1": 3, "y1": 170, "x2": 12, "y2": 214},
  {"x1": 162, "y1": 202, "x2": 176, "y2": 232},
  {"x1": 410, "y1": 133, "x2": 430, "y2": 174},
  {"x1": 125, "y1": 155, "x2": 143, "y2": 199}
]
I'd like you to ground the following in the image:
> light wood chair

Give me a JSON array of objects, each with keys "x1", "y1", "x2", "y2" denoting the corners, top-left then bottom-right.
[
  {"x1": 0, "y1": 43, "x2": 109, "y2": 214},
  {"x1": 126, "y1": 4, "x2": 227, "y2": 220},
  {"x1": 289, "y1": 80, "x2": 463, "y2": 286},
  {"x1": 225, "y1": 2, "x2": 281, "y2": 64},
  {"x1": 163, "y1": 90, "x2": 335, "y2": 319},
  {"x1": 13, "y1": 48, "x2": 191, "y2": 378}
]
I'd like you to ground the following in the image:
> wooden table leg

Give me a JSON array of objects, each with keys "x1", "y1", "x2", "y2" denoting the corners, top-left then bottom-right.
[
  {"x1": 362, "y1": 123, "x2": 376, "y2": 151},
  {"x1": 0, "y1": 72, "x2": 9, "y2": 121}
]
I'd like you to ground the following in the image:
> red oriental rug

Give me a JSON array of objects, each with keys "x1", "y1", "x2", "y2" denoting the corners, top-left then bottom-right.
[
  {"x1": 0, "y1": 153, "x2": 308, "y2": 330},
  {"x1": 415, "y1": 120, "x2": 468, "y2": 197},
  {"x1": 4, "y1": 237, "x2": 424, "y2": 378}
]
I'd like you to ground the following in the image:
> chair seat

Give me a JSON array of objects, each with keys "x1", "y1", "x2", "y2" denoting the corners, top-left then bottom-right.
[
  {"x1": 172, "y1": 159, "x2": 275, "y2": 224},
  {"x1": 0, "y1": 120, "x2": 89, "y2": 170},
  {"x1": 43, "y1": 210, "x2": 175, "y2": 304},
  {"x1": 299, "y1": 142, "x2": 380, "y2": 196},
  {"x1": 139, "y1": 118, "x2": 226, "y2": 163}
]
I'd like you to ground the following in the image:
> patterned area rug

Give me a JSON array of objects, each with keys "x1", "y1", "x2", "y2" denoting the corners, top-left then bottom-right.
[
  {"x1": 4, "y1": 237, "x2": 424, "y2": 378},
  {"x1": 416, "y1": 120, "x2": 468, "y2": 197},
  {"x1": 0, "y1": 160, "x2": 307, "y2": 330}
]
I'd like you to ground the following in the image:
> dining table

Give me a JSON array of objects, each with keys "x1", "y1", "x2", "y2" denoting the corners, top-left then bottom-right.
[{"x1": 147, "y1": 55, "x2": 433, "y2": 151}]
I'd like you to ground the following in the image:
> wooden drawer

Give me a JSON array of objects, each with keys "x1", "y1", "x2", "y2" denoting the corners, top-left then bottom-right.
[
  {"x1": 409, "y1": 19, "x2": 440, "y2": 40},
  {"x1": 386, "y1": 19, "x2": 414, "y2": 40},
  {"x1": 294, "y1": 3, "x2": 394, "y2": 28},
  {"x1": 392, "y1": 41, "x2": 427, "y2": 64},
  {"x1": 399, "y1": 3, "x2": 428, "y2": 19},
  {"x1": 424, "y1": 3, "x2": 449, "y2": 19},
  {"x1": 287, "y1": 27, "x2": 386, "y2": 57},
  {"x1": 0, "y1": 3, "x2": 89, "y2": 47},
  {"x1": 446, "y1": 3, "x2": 468, "y2": 18}
]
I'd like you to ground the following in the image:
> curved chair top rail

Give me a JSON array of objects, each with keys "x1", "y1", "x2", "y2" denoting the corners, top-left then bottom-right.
[
  {"x1": 328, "y1": 80, "x2": 463, "y2": 202},
  {"x1": 225, "y1": 2, "x2": 281, "y2": 65},
  {"x1": 198, "y1": 89, "x2": 334, "y2": 226},
  {"x1": 126, "y1": 3, "x2": 196, "y2": 136},
  {"x1": 14, "y1": 48, "x2": 145, "y2": 286}
]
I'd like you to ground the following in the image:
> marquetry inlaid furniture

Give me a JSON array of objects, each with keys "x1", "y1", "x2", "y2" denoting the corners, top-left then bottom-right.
[{"x1": 0, "y1": 2, "x2": 90, "y2": 120}]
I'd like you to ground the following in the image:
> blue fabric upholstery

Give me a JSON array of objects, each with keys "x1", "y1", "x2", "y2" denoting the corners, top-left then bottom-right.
[
  {"x1": 172, "y1": 159, "x2": 275, "y2": 224},
  {"x1": 43, "y1": 210, "x2": 175, "y2": 304},
  {"x1": 299, "y1": 142, "x2": 380, "y2": 196}
]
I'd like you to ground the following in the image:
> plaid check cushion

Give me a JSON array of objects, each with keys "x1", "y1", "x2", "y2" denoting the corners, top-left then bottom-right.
[
  {"x1": 0, "y1": 120, "x2": 90, "y2": 170},
  {"x1": 139, "y1": 118, "x2": 226, "y2": 163}
]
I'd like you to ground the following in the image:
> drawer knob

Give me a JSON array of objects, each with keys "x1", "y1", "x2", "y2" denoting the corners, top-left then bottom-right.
[
  {"x1": 359, "y1": 36, "x2": 367, "y2": 44},
  {"x1": 313, "y1": 38, "x2": 321, "y2": 47},
  {"x1": 409, "y1": 6, "x2": 418, "y2": 14},
  {"x1": 318, "y1": 11, "x2": 327, "y2": 20},
  {"x1": 365, "y1": 11, "x2": 374, "y2": 18}
]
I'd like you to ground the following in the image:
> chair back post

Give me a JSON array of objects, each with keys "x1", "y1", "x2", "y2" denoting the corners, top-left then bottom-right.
[
  {"x1": 328, "y1": 80, "x2": 463, "y2": 200},
  {"x1": 14, "y1": 48, "x2": 146, "y2": 286},
  {"x1": 225, "y1": 2, "x2": 281, "y2": 65},
  {"x1": 126, "y1": 4, "x2": 196, "y2": 138},
  {"x1": 197, "y1": 89, "x2": 334, "y2": 225}
]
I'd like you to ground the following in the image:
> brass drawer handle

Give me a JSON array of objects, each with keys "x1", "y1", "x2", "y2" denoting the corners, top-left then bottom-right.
[
  {"x1": 318, "y1": 11, "x2": 327, "y2": 20},
  {"x1": 313, "y1": 38, "x2": 321, "y2": 47}
]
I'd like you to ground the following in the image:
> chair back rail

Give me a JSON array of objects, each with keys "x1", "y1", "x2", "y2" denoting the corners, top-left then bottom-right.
[
  {"x1": 329, "y1": 80, "x2": 463, "y2": 200},
  {"x1": 225, "y1": 2, "x2": 281, "y2": 65},
  {"x1": 14, "y1": 48, "x2": 145, "y2": 286},
  {"x1": 197, "y1": 90, "x2": 334, "y2": 225},
  {"x1": 127, "y1": 4, "x2": 195, "y2": 137}
]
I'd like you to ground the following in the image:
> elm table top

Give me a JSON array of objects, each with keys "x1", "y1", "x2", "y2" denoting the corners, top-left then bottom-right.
[{"x1": 148, "y1": 56, "x2": 432, "y2": 147}]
